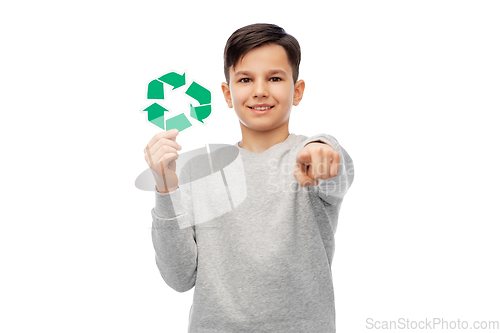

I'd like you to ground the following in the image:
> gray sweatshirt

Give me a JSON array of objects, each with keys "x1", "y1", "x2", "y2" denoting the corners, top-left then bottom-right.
[{"x1": 151, "y1": 133, "x2": 354, "y2": 333}]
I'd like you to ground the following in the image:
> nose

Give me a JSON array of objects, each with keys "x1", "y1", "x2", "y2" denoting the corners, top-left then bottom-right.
[{"x1": 252, "y1": 79, "x2": 269, "y2": 98}]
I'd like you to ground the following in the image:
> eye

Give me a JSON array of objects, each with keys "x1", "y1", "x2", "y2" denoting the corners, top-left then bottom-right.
[
  {"x1": 239, "y1": 78, "x2": 251, "y2": 83},
  {"x1": 270, "y1": 77, "x2": 282, "y2": 82}
]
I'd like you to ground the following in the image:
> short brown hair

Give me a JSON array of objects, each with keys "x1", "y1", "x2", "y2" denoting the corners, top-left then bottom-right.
[{"x1": 223, "y1": 23, "x2": 301, "y2": 84}]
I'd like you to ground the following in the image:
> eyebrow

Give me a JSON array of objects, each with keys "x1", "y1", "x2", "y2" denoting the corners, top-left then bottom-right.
[{"x1": 234, "y1": 69, "x2": 287, "y2": 76}]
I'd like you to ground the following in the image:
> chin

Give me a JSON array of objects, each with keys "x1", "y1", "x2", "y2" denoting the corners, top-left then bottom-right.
[{"x1": 243, "y1": 121, "x2": 286, "y2": 132}]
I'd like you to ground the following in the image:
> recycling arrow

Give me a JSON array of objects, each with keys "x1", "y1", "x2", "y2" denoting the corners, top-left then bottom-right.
[
  {"x1": 158, "y1": 72, "x2": 186, "y2": 90},
  {"x1": 143, "y1": 103, "x2": 168, "y2": 130},
  {"x1": 147, "y1": 80, "x2": 164, "y2": 99},
  {"x1": 185, "y1": 81, "x2": 211, "y2": 105},
  {"x1": 190, "y1": 104, "x2": 211, "y2": 123},
  {"x1": 165, "y1": 113, "x2": 192, "y2": 131}
]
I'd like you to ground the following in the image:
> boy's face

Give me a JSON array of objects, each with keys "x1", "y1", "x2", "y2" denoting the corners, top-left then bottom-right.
[{"x1": 221, "y1": 43, "x2": 305, "y2": 133}]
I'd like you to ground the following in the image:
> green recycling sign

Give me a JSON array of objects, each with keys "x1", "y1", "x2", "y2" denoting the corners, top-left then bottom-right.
[{"x1": 143, "y1": 71, "x2": 211, "y2": 132}]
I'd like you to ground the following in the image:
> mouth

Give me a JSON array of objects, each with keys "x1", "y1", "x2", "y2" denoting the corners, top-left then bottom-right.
[{"x1": 248, "y1": 105, "x2": 274, "y2": 111}]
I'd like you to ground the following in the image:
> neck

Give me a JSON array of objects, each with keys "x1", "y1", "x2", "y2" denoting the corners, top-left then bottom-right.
[{"x1": 238, "y1": 122, "x2": 290, "y2": 153}]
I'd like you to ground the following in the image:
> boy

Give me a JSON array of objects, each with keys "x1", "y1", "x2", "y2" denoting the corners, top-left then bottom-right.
[{"x1": 145, "y1": 23, "x2": 354, "y2": 333}]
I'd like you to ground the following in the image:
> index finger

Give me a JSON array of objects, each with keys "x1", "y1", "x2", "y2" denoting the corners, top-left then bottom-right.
[{"x1": 146, "y1": 128, "x2": 179, "y2": 149}]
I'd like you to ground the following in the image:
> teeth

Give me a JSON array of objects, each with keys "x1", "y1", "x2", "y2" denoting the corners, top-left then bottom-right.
[{"x1": 251, "y1": 106, "x2": 271, "y2": 111}]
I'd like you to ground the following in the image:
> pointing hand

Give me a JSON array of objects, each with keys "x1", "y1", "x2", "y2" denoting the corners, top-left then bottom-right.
[{"x1": 294, "y1": 142, "x2": 340, "y2": 187}]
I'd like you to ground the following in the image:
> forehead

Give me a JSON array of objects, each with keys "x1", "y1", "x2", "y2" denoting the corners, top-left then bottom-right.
[{"x1": 232, "y1": 43, "x2": 292, "y2": 75}]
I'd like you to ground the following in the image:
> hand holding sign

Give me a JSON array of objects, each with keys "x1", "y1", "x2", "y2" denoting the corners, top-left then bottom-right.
[{"x1": 144, "y1": 129, "x2": 183, "y2": 193}]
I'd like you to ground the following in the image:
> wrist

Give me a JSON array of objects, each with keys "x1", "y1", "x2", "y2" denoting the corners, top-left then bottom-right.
[{"x1": 156, "y1": 185, "x2": 179, "y2": 194}]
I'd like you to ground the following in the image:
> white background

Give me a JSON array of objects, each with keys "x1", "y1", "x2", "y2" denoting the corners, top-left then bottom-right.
[{"x1": 1, "y1": 0, "x2": 499, "y2": 332}]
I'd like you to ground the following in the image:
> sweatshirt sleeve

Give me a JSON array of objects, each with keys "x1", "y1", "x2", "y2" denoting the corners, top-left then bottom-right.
[
  {"x1": 299, "y1": 133, "x2": 355, "y2": 205},
  {"x1": 151, "y1": 163, "x2": 197, "y2": 293}
]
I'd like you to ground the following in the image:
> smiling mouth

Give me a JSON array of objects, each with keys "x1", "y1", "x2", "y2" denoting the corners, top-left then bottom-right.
[{"x1": 248, "y1": 106, "x2": 274, "y2": 111}]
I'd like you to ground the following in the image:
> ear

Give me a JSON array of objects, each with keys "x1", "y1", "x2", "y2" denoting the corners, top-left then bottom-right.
[
  {"x1": 293, "y1": 79, "x2": 305, "y2": 106},
  {"x1": 221, "y1": 82, "x2": 233, "y2": 108}
]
